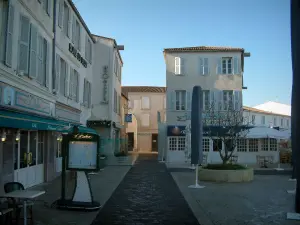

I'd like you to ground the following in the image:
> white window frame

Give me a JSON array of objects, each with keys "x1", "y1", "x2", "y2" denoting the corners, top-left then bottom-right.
[
  {"x1": 200, "y1": 58, "x2": 209, "y2": 75},
  {"x1": 168, "y1": 137, "x2": 186, "y2": 151},
  {"x1": 175, "y1": 90, "x2": 186, "y2": 111},
  {"x1": 203, "y1": 138, "x2": 210, "y2": 152},
  {"x1": 174, "y1": 57, "x2": 184, "y2": 75},
  {"x1": 223, "y1": 90, "x2": 233, "y2": 110},
  {"x1": 141, "y1": 96, "x2": 150, "y2": 109},
  {"x1": 248, "y1": 139, "x2": 259, "y2": 152},
  {"x1": 251, "y1": 115, "x2": 256, "y2": 125},
  {"x1": 261, "y1": 115, "x2": 265, "y2": 125},
  {"x1": 269, "y1": 139, "x2": 277, "y2": 151},
  {"x1": 237, "y1": 139, "x2": 247, "y2": 152},
  {"x1": 261, "y1": 138, "x2": 269, "y2": 151},
  {"x1": 221, "y1": 57, "x2": 233, "y2": 74},
  {"x1": 203, "y1": 90, "x2": 210, "y2": 111},
  {"x1": 141, "y1": 114, "x2": 150, "y2": 127},
  {"x1": 63, "y1": 2, "x2": 70, "y2": 37}
]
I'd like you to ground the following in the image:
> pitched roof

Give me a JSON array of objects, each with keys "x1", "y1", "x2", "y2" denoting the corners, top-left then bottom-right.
[
  {"x1": 243, "y1": 106, "x2": 290, "y2": 117},
  {"x1": 122, "y1": 86, "x2": 166, "y2": 95},
  {"x1": 163, "y1": 46, "x2": 244, "y2": 53}
]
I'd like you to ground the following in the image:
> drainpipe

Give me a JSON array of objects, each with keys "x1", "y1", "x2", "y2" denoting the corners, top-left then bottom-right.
[{"x1": 52, "y1": 0, "x2": 57, "y2": 94}]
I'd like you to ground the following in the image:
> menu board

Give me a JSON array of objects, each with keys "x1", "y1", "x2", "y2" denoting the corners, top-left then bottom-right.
[{"x1": 68, "y1": 141, "x2": 97, "y2": 170}]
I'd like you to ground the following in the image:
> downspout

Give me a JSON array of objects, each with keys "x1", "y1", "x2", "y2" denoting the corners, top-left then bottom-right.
[{"x1": 52, "y1": 0, "x2": 57, "y2": 94}]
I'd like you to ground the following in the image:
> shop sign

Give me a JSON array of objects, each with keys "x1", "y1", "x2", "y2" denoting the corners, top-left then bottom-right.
[
  {"x1": 74, "y1": 134, "x2": 93, "y2": 140},
  {"x1": 55, "y1": 104, "x2": 80, "y2": 123},
  {"x1": 69, "y1": 43, "x2": 87, "y2": 68},
  {"x1": 101, "y1": 66, "x2": 109, "y2": 104}
]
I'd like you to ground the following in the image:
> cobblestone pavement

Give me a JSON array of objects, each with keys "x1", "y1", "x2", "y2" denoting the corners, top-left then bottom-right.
[
  {"x1": 172, "y1": 172, "x2": 299, "y2": 225},
  {"x1": 91, "y1": 154, "x2": 200, "y2": 225}
]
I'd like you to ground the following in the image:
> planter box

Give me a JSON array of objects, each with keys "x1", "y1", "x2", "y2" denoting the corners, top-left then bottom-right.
[{"x1": 198, "y1": 168, "x2": 254, "y2": 183}]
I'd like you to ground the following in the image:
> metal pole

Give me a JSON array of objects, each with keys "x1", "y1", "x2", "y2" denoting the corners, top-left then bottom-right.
[{"x1": 291, "y1": 0, "x2": 300, "y2": 213}]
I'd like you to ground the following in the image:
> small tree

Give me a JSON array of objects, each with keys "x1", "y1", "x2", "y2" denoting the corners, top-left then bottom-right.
[{"x1": 203, "y1": 102, "x2": 251, "y2": 164}]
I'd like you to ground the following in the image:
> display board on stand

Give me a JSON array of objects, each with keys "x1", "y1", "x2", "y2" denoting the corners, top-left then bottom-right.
[{"x1": 56, "y1": 127, "x2": 101, "y2": 211}]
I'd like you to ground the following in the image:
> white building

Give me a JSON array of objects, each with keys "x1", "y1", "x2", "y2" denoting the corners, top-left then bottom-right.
[
  {"x1": 87, "y1": 35, "x2": 124, "y2": 155},
  {"x1": 253, "y1": 101, "x2": 291, "y2": 117},
  {"x1": 163, "y1": 46, "x2": 248, "y2": 163},
  {"x1": 0, "y1": 0, "x2": 96, "y2": 189}
]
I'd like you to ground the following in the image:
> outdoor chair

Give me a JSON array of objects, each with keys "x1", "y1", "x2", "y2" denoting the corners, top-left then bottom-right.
[
  {"x1": 0, "y1": 200, "x2": 13, "y2": 225},
  {"x1": 4, "y1": 182, "x2": 34, "y2": 225}
]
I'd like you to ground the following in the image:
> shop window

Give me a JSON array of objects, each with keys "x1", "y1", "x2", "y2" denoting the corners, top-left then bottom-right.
[
  {"x1": 168, "y1": 137, "x2": 185, "y2": 151},
  {"x1": 249, "y1": 139, "x2": 258, "y2": 152},
  {"x1": 237, "y1": 138, "x2": 247, "y2": 152},
  {"x1": 57, "y1": 141, "x2": 62, "y2": 158},
  {"x1": 203, "y1": 138, "x2": 210, "y2": 152},
  {"x1": 38, "y1": 132, "x2": 44, "y2": 164},
  {"x1": 270, "y1": 138, "x2": 277, "y2": 151},
  {"x1": 261, "y1": 138, "x2": 268, "y2": 151},
  {"x1": 29, "y1": 131, "x2": 37, "y2": 167},
  {"x1": 19, "y1": 131, "x2": 28, "y2": 169}
]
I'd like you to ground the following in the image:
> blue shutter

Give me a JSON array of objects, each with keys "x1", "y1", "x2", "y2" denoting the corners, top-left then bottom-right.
[
  {"x1": 58, "y1": 0, "x2": 63, "y2": 27},
  {"x1": 44, "y1": 39, "x2": 49, "y2": 88},
  {"x1": 217, "y1": 58, "x2": 222, "y2": 74},
  {"x1": 180, "y1": 58, "x2": 184, "y2": 75},
  {"x1": 186, "y1": 91, "x2": 191, "y2": 110},
  {"x1": 65, "y1": 64, "x2": 69, "y2": 96},
  {"x1": 234, "y1": 91, "x2": 242, "y2": 110},
  {"x1": 234, "y1": 57, "x2": 239, "y2": 74},
  {"x1": 217, "y1": 90, "x2": 223, "y2": 111},
  {"x1": 168, "y1": 91, "x2": 175, "y2": 110},
  {"x1": 5, "y1": 5, "x2": 14, "y2": 67},
  {"x1": 204, "y1": 58, "x2": 209, "y2": 75},
  {"x1": 210, "y1": 90, "x2": 215, "y2": 109},
  {"x1": 55, "y1": 54, "x2": 60, "y2": 92},
  {"x1": 72, "y1": 15, "x2": 76, "y2": 44},
  {"x1": 199, "y1": 57, "x2": 203, "y2": 75},
  {"x1": 29, "y1": 24, "x2": 38, "y2": 79}
]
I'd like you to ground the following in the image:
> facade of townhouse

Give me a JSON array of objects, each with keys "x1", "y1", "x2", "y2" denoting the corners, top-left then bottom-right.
[
  {"x1": 87, "y1": 35, "x2": 124, "y2": 155},
  {"x1": 120, "y1": 92, "x2": 128, "y2": 152},
  {"x1": 252, "y1": 101, "x2": 291, "y2": 117},
  {"x1": 0, "y1": 0, "x2": 95, "y2": 190},
  {"x1": 163, "y1": 46, "x2": 250, "y2": 163},
  {"x1": 123, "y1": 86, "x2": 166, "y2": 153}
]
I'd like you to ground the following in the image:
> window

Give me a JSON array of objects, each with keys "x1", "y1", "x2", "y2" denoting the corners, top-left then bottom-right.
[
  {"x1": 249, "y1": 139, "x2": 258, "y2": 152},
  {"x1": 85, "y1": 37, "x2": 92, "y2": 63},
  {"x1": 113, "y1": 89, "x2": 117, "y2": 112},
  {"x1": 75, "y1": 20, "x2": 80, "y2": 50},
  {"x1": 141, "y1": 97, "x2": 150, "y2": 109},
  {"x1": 261, "y1": 116, "x2": 265, "y2": 125},
  {"x1": 83, "y1": 79, "x2": 91, "y2": 107},
  {"x1": 237, "y1": 139, "x2": 247, "y2": 152},
  {"x1": 252, "y1": 115, "x2": 256, "y2": 125},
  {"x1": 43, "y1": 0, "x2": 51, "y2": 16},
  {"x1": 59, "y1": 58, "x2": 67, "y2": 96},
  {"x1": 213, "y1": 139, "x2": 222, "y2": 152},
  {"x1": 273, "y1": 117, "x2": 277, "y2": 126},
  {"x1": 63, "y1": 2, "x2": 70, "y2": 37},
  {"x1": 222, "y1": 57, "x2": 232, "y2": 74},
  {"x1": 200, "y1": 58, "x2": 209, "y2": 75},
  {"x1": 270, "y1": 139, "x2": 277, "y2": 151},
  {"x1": 37, "y1": 132, "x2": 44, "y2": 164},
  {"x1": 141, "y1": 114, "x2": 150, "y2": 127},
  {"x1": 58, "y1": 0, "x2": 63, "y2": 27},
  {"x1": 2, "y1": 3, "x2": 14, "y2": 67},
  {"x1": 175, "y1": 90, "x2": 186, "y2": 111},
  {"x1": 168, "y1": 137, "x2": 186, "y2": 151},
  {"x1": 261, "y1": 138, "x2": 268, "y2": 151},
  {"x1": 175, "y1": 57, "x2": 184, "y2": 75},
  {"x1": 287, "y1": 119, "x2": 289, "y2": 127},
  {"x1": 203, "y1": 138, "x2": 210, "y2": 152},
  {"x1": 19, "y1": 15, "x2": 30, "y2": 74},
  {"x1": 223, "y1": 91, "x2": 233, "y2": 110},
  {"x1": 281, "y1": 118, "x2": 283, "y2": 127},
  {"x1": 203, "y1": 90, "x2": 210, "y2": 111},
  {"x1": 69, "y1": 69, "x2": 79, "y2": 102},
  {"x1": 37, "y1": 36, "x2": 48, "y2": 86}
]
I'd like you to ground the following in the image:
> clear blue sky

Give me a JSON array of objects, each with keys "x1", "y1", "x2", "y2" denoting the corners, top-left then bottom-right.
[{"x1": 74, "y1": 0, "x2": 291, "y2": 107}]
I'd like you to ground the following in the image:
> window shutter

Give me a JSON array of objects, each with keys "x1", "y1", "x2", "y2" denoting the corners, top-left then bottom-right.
[
  {"x1": 55, "y1": 54, "x2": 60, "y2": 91},
  {"x1": 67, "y1": 7, "x2": 71, "y2": 37},
  {"x1": 29, "y1": 24, "x2": 38, "y2": 79},
  {"x1": 88, "y1": 82, "x2": 91, "y2": 107},
  {"x1": 204, "y1": 58, "x2": 209, "y2": 75},
  {"x1": 44, "y1": 39, "x2": 49, "y2": 88},
  {"x1": 5, "y1": 5, "x2": 14, "y2": 67},
  {"x1": 19, "y1": 16, "x2": 30, "y2": 75},
  {"x1": 58, "y1": 0, "x2": 63, "y2": 27},
  {"x1": 85, "y1": 36, "x2": 88, "y2": 60},
  {"x1": 180, "y1": 58, "x2": 184, "y2": 75},
  {"x1": 171, "y1": 91, "x2": 176, "y2": 110},
  {"x1": 64, "y1": 65, "x2": 68, "y2": 97},
  {"x1": 234, "y1": 91, "x2": 242, "y2": 110},
  {"x1": 47, "y1": 0, "x2": 51, "y2": 16},
  {"x1": 75, "y1": 72, "x2": 79, "y2": 102},
  {"x1": 37, "y1": 34, "x2": 44, "y2": 83},
  {"x1": 69, "y1": 68, "x2": 74, "y2": 99},
  {"x1": 72, "y1": 15, "x2": 76, "y2": 44},
  {"x1": 210, "y1": 91, "x2": 215, "y2": 109},
  {"x1": 233, "y1": 57, "x2": 239, "y2": 74},
  {"x1": 186, "y1": 91, "x2": 191, "y2": 110},
  {"x1": 175, "y1": 57, "x2": 180, "y2": 75},
  {"x1": 217, "y1": 58, "x2": 222, "y2": 74},
  {"x1": 199, "y1": 57, "x2": 203, "y2": 75}
]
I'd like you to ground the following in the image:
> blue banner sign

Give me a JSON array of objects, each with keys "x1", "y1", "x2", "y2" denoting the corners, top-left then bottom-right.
[{"x1": 125, "y1": 114, "x2": 132, "y2": 123}]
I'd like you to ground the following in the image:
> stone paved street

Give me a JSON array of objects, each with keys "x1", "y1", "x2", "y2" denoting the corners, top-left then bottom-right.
[
  {"x1": 91, "y1": 154, "x2": 200, "y2": 225},
  {"x1": 172, "y1": 172, "x2": 299, "y2": 225}
]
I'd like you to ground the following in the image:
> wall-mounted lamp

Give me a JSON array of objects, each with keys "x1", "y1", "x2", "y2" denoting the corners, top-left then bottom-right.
[
  {"x1": 1, "y1": 130, "x2": 7, "y2": 142},
  {"x1": 57, "y1": 133, "x2": 63, "y2": 142},
  {"x1": 15, "y1": 130, "x2": 20, "y2": 141}
]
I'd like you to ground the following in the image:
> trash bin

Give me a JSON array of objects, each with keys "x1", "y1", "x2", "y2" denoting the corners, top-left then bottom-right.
[{"x1": 99, "y1": 155, "x2": 106, "y2": 169}]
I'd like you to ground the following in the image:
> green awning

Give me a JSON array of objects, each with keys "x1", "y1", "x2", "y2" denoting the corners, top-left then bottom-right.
[{"x1": 0, "y1": 109, "x2": 98, "y2": 135}]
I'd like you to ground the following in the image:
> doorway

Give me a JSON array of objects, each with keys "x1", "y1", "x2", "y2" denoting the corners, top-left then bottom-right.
[
  {"x1": 128, "y1": 132, "x2": 134, "y2": 151},
  {"x1": 151, "y1": 134, "x2": 158, "y2": 152},
  {"x1": 14, "y1": 130, "x2": 44, "y2": 188}
]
